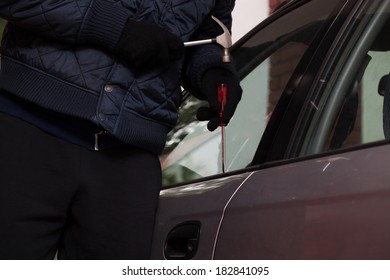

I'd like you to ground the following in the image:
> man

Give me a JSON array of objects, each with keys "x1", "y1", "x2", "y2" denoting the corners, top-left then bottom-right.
[{"x1": 0, "y1": 0, "x2": 242, "y2": 259}]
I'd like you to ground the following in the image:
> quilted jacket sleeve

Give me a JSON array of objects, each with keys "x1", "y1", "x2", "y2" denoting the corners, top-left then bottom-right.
[
  {"x1": 182, "y1": 0, "x2": 239, "y2": 99},
  {"x1": 0, "y1": 0, "x2": 131, "y2": 51}
]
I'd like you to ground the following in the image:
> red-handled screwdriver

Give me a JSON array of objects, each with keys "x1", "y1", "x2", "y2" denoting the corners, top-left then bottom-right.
[{"x1": 218, "y1": 84, "x2": 227, "y2": 173}]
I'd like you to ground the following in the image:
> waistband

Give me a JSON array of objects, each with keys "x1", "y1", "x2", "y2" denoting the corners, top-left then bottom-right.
[{"x1": 0, "y1": 90, "x2": 126, "y2": 151}]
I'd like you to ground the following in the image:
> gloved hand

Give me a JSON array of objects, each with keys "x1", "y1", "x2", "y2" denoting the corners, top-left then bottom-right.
[
  {"x1": 115, "y1": 19, "x2": 184, "y2": 70},
  {"x1": 197, "y1": 68, "x2": 242, "y2": 131}
]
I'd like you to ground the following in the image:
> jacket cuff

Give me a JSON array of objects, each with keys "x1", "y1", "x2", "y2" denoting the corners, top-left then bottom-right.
[
  {"x1": 183, "y1": 44, "x2": 239, "y2": 99},
  {"x1": 79, "y1": 1, "x2": 130, "y2": 50}
]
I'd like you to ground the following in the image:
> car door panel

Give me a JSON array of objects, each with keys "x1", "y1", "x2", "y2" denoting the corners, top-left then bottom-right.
[
  {"x1": 150, "y1": 173, "x2": 252, "y2": 259},
  {"x1": 214, "y1": 144, "x2": 390, "y2": 259}
]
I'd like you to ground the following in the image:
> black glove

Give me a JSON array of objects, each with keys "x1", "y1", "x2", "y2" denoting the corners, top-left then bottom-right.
[
  {"x1": 115, "y1": 19, "x2": 184, "y2": 69},
  {"x1": 197, "y1": 68, "x2": 242, "y2": 131}
]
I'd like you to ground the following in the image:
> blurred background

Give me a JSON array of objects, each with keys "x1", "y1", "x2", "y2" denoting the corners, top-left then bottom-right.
[{"x1": 232, "y1": 0, "x2": 268, "y2": 42}]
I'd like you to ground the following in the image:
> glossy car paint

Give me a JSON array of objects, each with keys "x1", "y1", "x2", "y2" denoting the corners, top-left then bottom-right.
[
  {"x1": 214, "y1": 144, "x2": 390, "y2": 259},
  {"x1": 154, "y1": 143, "x2": 390, "y2": 260}
]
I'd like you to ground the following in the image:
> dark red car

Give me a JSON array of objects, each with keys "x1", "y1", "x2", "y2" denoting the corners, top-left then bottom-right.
[{"x1": 152, "y1": 0, "x2": 390, "y2": 259}]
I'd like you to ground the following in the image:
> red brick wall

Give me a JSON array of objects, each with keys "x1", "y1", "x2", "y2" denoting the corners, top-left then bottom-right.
[{"x1": 267, "y1": 0, "x2": 307, "y2": 115}]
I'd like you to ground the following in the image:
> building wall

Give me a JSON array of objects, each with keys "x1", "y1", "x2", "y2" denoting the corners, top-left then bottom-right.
[{"x1": 269, "y1": 0, "x2": 285, "y2": 13}]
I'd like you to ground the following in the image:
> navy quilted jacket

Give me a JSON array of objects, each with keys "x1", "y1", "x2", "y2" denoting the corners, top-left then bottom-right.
[{"x1": 0, "y1": 0, "x2": 237, "y2": 154}]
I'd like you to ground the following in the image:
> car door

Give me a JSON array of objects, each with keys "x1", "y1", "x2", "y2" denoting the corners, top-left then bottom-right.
[
  {"x1": 214, "y1": 0, "x2": 390, "y2": 259},
  {"x1": 151, "y1": 0, "x2": 349, "y2": 259}
]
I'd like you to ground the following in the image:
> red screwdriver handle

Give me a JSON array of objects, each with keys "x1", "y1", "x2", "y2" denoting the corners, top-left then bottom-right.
[
  {"x1": 218, "y1": 83, "x2": 228, "y2": 126},
  {"x1": 217, "y1": 83, "x2": 228, "y2": 173}
]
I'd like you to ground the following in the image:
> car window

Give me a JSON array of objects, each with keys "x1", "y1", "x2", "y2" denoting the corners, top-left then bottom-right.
[
  {"x1": 299, "y1": 0, "x2": 390, "y2": 156},
  {"x1": 161, "y1": 0, "x2": 343, "y2": 186}
]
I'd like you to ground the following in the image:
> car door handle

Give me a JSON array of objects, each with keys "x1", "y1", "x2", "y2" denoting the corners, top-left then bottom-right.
[{"x1": 164, "y1": 221, "x2": 201, "y2": 260}]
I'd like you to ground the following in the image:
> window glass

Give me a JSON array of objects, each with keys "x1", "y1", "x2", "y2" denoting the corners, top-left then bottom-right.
[
  {"x1": 301, "y1": 0, "x2": 390, "y2": 155},
  {"x1": 161, "y1": 0, "x2": 342, "y2": 186}
]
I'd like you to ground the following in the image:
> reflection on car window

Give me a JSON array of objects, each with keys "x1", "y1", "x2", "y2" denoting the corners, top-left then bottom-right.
[
  {"x1": 301, "y1": 0, "x2": 390, "y2": 155},
  {"x1": 161, "y1": 0, "x2": 342, "y2": 186}
]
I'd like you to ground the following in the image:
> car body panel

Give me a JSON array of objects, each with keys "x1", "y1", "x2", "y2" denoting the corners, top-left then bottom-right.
[{"x1": 215, "y1": 143, "x2": 390, "y2": 259}]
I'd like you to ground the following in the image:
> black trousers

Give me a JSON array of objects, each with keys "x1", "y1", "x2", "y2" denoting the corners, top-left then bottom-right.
[{"x1": 0, "y1": 113, "x2": 162, "y2": 259}]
